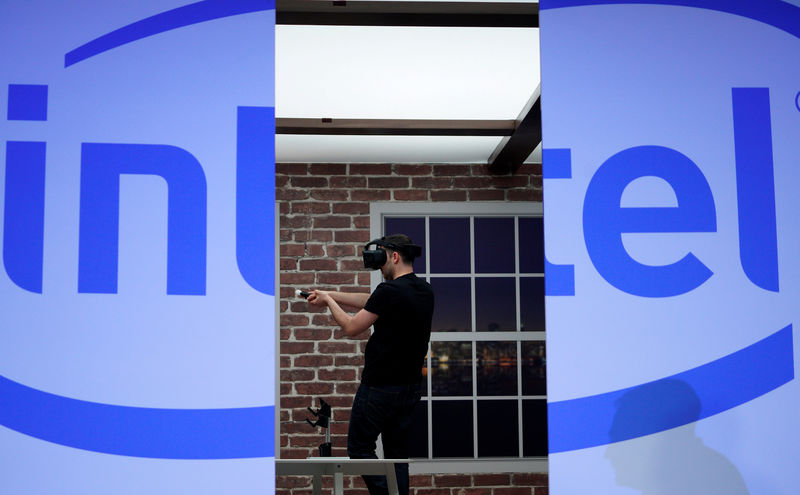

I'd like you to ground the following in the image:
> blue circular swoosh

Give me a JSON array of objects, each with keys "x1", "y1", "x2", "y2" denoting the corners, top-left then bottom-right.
[
  {"x1": 64, "y1": 0, "x2": 275, "y2": 68},
  {"x1": 541, "y1": 0, "x2": 800, "y2": 41},
  {"x1": 548, "y1": 325, "x2": 794, "y2": 453},
  {"x1": 0, "y1": 374, "x2": 274, "y2": 459}
]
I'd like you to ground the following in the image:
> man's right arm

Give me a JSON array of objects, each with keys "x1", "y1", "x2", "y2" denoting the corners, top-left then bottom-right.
[{"x1": 328, "y1": 291, "x2": 370, "y2": 310}]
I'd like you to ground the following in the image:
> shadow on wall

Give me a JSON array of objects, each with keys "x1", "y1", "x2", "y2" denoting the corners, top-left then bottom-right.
[{"x1": 605, "y1": 379, "x2": 749, "y2": 495}]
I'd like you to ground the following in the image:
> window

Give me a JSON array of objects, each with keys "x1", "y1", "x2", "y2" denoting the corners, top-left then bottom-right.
[{"x1": 370, "y1": 203, "x2": 547, "y2": 469}]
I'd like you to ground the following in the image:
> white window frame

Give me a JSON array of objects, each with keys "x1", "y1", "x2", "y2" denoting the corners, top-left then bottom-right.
[{"x1": 370, "y1": 202, "x2": 547, "y2": 475}]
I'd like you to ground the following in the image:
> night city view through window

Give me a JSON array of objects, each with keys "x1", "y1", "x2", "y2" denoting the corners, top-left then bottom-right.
[{"x1": 381, "y1": 211, "x2": 547, "y2": 460}]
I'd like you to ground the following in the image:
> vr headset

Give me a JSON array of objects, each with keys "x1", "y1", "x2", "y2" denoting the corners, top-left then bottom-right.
[{"x1": 362, "y1": 237, "x2": 422, "y2": 270}]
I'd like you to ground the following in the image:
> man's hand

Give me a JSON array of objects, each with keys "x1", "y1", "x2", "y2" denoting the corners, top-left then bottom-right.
[{"x1": 307, "y1": 290, "x2": 331, "y2": 307}]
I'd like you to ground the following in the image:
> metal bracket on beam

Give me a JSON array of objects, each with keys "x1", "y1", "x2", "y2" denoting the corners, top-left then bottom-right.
[
  {"x1": 487, "y1": 84, "x2": 541, "y2": 174},
  {"x1": 276, "y1": 0, "x2": 539, "y2": 27}
]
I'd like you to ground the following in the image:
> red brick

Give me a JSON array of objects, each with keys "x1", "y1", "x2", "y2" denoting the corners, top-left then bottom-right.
[
  {"x1": 280, "y1": 328, "x2": 291, "y2": 339},
  {"x1": 357, "y1": 273, "x2": 370, "y2": 285},
  {"x1": 294, "y1": 382, "x2": 334, "y2": 395},
  {"x1": 457, "y1": 490, "x2": 491, "y2": 495},
  {"x1": 333, "y1": 202, "x2": 370, "y2": 214},
  {"x1": 318, "y1": 342, "x2": 357, "y2": 354},
  {"x1": 281, "y1": 244, "x2": 305, "y2": 256},
  {"x1": 507, "y1": 188, "x2": 542, "y2": 201},
  {"x1": 327, "y1": 244, "x2": 356, "y2": 257},
  {"x1": 353, "y1": 216, "x2": 370, "y2": 228},
  {"x1": 300, "y1": 259, "x2": 338, "y2": 271},
  {"x1": 433, "y1": 164, "x2": 471, "y2": 176},
  {"x1": 314, "y1": 216, "x2": 352, "y2": 229},
  {"x1": 280, "y1": 356, "x2": 290, "y2": 368},
  {"x1": 330, "y1": 176, "x2": 367, "y2": 188},
  {"x1": 283, "y1": 216, "x2": 313, "y2": 229},
  {"x1": 491, "y1": 175, "x2": 529, "y2": 188},
  {"x1": 294, "y1": 355, "x2": 334, "y2": 367},
  {"x1": 416, "y1": 489, "x2": 452, "y2": 495},
  {"x1": 293, "y1": 328, "x2": 332, "y2": 340},
  {"x1": 306, "y1": 244, "x2": 325, "y2": 256},
  {"x1": 280, "y1": 396, "x2": 312, "y2": 408},
  {"x1": 281, "y1": 369, "x2": 315, "y2": 381},
  {"x1": 318, "y1": 368, "x2": 357, "y2": 381},
  {"x1": 351, "y1": 190, "x2": 391, "y2": 201},
  {"x1": 280, "y1": 314, "x2": 309, "y2": 326},
  {"x1": 277, "y1": 189, "x2": 310, "y2": 200},
  {"x1": 431, "y1": 190, "x2": 468, "y2": 201},
  {"x1": 336, "y1": 382, "x2": 359, "y2": 394},
  {"x1": 311, "y1": 189, "x2": 350, "y2": 201},
  {"x1": 511, "y1": 474, "x2": 547, "y2": 486},
  {"x1": 453, "y1": 177, "x2": 494, "y2": 188},
  {"x1": 393, "y1": 164, "x2": 432, "y2": 176},
  {"x1": 281, "y1": 258, "x2": 297, "y2": 270},
  {"x1": 368, "y1": 177, "x2": 409, "y2": 188},
  {"x1": 280, "y1": 202, "x2": 290, "y2": 214},
  {"x1": 433, "y1": 475, "x2": 471, "y2": 487},
  {"x1": 335, "y1": 355, "x2": 363, "y2": 366},
  {"x1": 350, "y1": 163, "x2": 392, "y2": 175},
  {"x1": 277, "y1": 175, "x2": 290, "y2": 187},
  {"x1": 341, "y1": 260, "x2": 366, "y2": 271},
  {"x1": 279, "y1": 448, "x2": 310, "y2": 459},
  {"x1": 394, "y1": 190, "x2": 429, "y2": 201},
  {"x1": 292, "y1": 177, "x2": 328, "y2": 188},
  {"x1": 533, "y1": 488, "x2": 548, "y2": 495},
  {"x1": 410, "y1": 475, "x2": 433, "y2": 487},
  {"x1": 318, "y1": 273, "x2": 355, "y2": 285},
  {"x1": 280, "y1": 382, "x2": 292, "y2": 394},
  {"x1": 493, "y1": 488, "x2": 531, "y2": 495},
  {"x1": 335, "y1": 231, "x2": 371, "y2": 242},
  {"x1": 309, "y1": 163, "x2": 347, "y2": 175},
  {"x1": 474, "y1": 475, "x2": 510, "y2": 487},
  {"x1": 468, "y1": 189, "x2": 506, "y2": 201},
  {"x1": 277, "y1": 163, "x2": 307, "y2": 175},
  {"x1": 295, "y1": 230, "x2": 334, "y2": 242},
  {"x1": 516, "y1": 163, "x2": 542, "y2": 175},
  {"x1": 280, "y1": 342, "x2": 315, "y2": 354},
  {"x1": 281, "y1": 273, "x2": 315, "y2": 285},
  {"x1": 280, "y1": 229, "x2": 293, "y2": 241},
  {"x1": 276, "y1": 476, "x2": 312, "y2": 489},
  {"x1": 292, "y1": 202, "x2": 331, "y2": 214},
  {"x1": 312, "y1": 314, "x2": 336, "y2": 326},
  {"x1": 412, "y1": 177, "x2": 453, "y2": 189}
]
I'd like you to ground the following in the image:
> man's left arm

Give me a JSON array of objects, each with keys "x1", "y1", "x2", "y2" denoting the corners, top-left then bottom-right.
[{"x1": 310, "y1": 290, "x2": 377, "y2": 337}]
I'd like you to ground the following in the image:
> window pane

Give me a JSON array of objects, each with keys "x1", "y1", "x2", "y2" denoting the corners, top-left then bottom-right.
[
  {"x1": 409, "y1": 400, "x2": 429, "y2": 458},
  {"x1": 421, "y1": 349, "x2": 429, "y2": 396},
  {"x1": 475, "y1": 277, "x2": 517, "y2": 331},
  {"x1": 522, "y1": 400, "x2": 548, "y2": 456},
  {"x1": 432, "y1": 400, "x2": 474, "y2": 458},
  {"x1": 474, "y1": 217, "x2": 515, "y2": 273},
  {"x1": 430, "y1": 277, "x2": 471, "y2": 332},
  {"x1": 519, "y1": 217, "x2": 544, "y2": 274},
  {"x1": 477, "y1": 341, "x2": 518, "y2": 396},
  {"x1": 429, "y1": 217, "x2": 470, "y2": 273},
  {"x1": 478, "y1": 400, "x2": 519, "y2": 457},
  {"x1": 520, "y1": 276, "x2": 545, "y2": 332},
  {"x1": 384, "y1": 217, "x2": 426, "y2": 273},
  {"x1": 431, "y1": 342, "x2": 473, "y2": 396},
  {"x1": 521, "y1": 341, "x2": 547, "y2": 396}
]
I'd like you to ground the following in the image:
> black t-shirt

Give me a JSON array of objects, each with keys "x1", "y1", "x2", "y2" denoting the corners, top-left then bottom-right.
[{"x1": 362, "y1": 273, "x2": 434, "y2": 385}]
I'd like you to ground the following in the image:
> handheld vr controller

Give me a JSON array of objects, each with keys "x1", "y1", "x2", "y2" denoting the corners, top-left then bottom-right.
[{"x1": 362, "y1": 237, "x2": 422, "y2": 270}]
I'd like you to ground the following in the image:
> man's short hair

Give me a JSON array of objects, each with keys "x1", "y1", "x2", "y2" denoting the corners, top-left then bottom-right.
[{"x1": 382, "y1": 234, "x2": 417, "y2": 264}]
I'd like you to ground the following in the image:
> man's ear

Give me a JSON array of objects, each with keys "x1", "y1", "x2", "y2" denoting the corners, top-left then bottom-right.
[{"x1": 392, "y1": 251, "x2": 401, "y2": 263}]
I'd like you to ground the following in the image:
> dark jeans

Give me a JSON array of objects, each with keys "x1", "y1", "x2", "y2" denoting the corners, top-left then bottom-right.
[{"x1": 347, "y1": 382, "x2": 421, "y2": 495}]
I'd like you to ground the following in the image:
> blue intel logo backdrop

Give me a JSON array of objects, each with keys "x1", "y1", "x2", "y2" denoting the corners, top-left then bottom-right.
[
  {"x1": 1, "y1": 1, "x2": 276, "y2": 493},
  {"x1": 540, "y1": 1, "x2": 800, "y2": 494}
]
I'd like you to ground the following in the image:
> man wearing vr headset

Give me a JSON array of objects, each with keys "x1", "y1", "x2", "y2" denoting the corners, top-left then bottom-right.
[{"x1": 307, "y1": 234, "x2": 434, "y2": 495}]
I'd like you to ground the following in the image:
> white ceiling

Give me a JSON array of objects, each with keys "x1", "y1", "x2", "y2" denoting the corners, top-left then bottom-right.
[{"x1": 275, "y1": 24, "x2": 541, "y2": 163}]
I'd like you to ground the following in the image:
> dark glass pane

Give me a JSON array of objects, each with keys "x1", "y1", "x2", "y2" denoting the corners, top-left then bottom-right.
[
  {"x1": 384, "y1": 217, "x2": 426, "y2": 273},
  {"x1": 430, "y1": 277, "x2": 471, "y2": 332},
  {"x1": 476, "y1": 341, "x2": 518, "y2": 396},
  {"x1": 409, "y1": 400, "x2": 429, "y2": 458},
  {"x1": 519, "y1": 217, "x2": 544, "y2": 274},
  {"x1": 421, "y1": 348, "x2": 428, "y2": 396},
  {"x1": 431, "y1": 342, "x2": 473, "y2": 396},
  {"x1": 520, "y1": 277, "x2": 545, "y2": 332},
  {"x1": 522, "y1": 399, "x2": 548, "y2": 456},
  {"x1": 429, "y1": 217, "x2": 470, "y2": 273},
  {"x1": 475, "y1": 277, "x2": 517, "y2": 331},
  {"x1": 478, "y1": 400, "x2": 519, "y2": 457},
  {"x1": 521, "y1": 341, "x2": 547, "y2": 396},
  {"x1": 475, "y1": 217, "x2": 515, "y2": 273},
  {"x1": 432, "y1": 400, "x2": 474, "y2": 458}
]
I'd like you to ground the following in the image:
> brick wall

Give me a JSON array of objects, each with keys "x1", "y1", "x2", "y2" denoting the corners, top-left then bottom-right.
[{"x1": 277, "y1": 162, "x2": 546, "y2": 495}]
